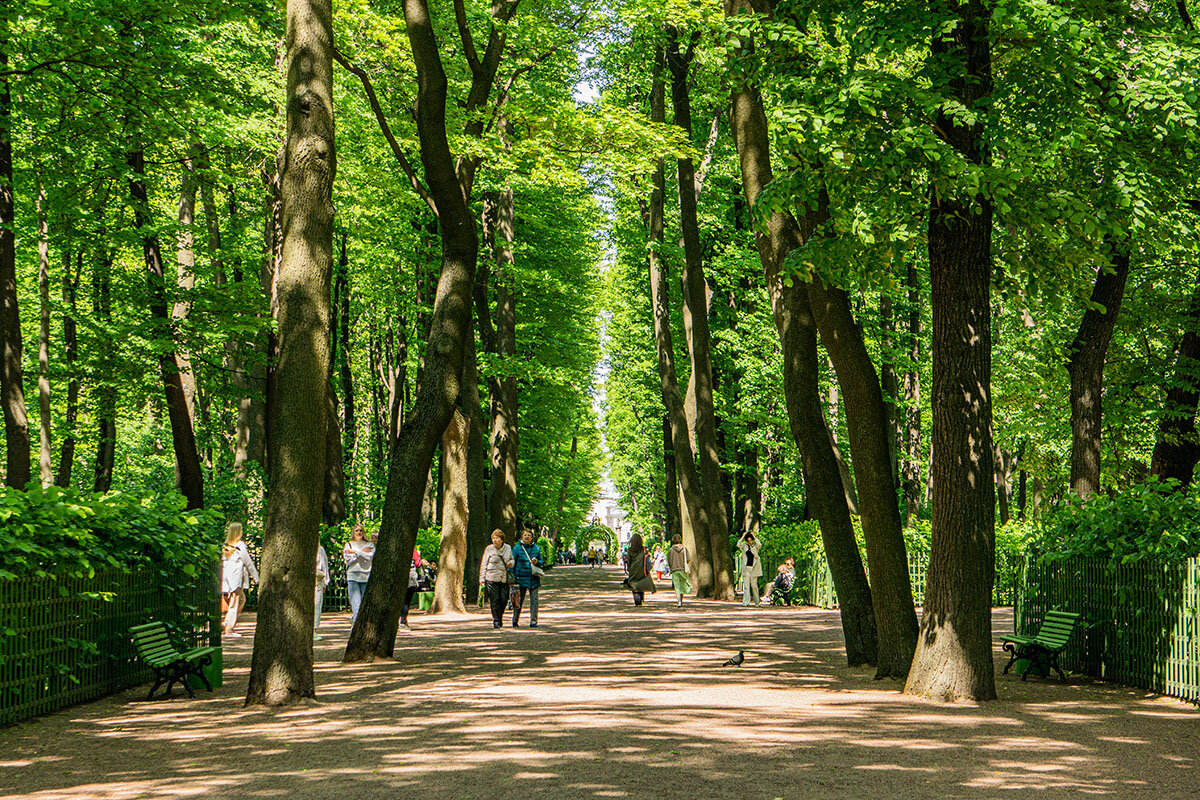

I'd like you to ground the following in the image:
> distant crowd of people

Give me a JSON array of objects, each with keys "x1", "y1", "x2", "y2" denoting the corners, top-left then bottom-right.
[{"x1": 221, "y1": 520, "x2": 799, "y2": 640}]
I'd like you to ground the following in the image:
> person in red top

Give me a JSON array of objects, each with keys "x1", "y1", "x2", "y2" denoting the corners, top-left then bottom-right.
[{"x1": 400, "y1": 547, "x2": 424, "y2": 631}]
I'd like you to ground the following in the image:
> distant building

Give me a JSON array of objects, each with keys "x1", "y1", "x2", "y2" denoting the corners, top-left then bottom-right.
[{"x1": 589, "y1": 479, "x2": 630, "y2": 546}]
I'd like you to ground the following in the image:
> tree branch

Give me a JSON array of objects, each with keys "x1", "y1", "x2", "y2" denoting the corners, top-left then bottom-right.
[
  {"x1": 333, "y1": 48, "x2": 439, "y2": 216},
  {"x1": 453, "y1": 0, "x2": 482, "y2": 74},
  {"x1": 694, "y1": 111, "x2": 721, "y2": 198}
]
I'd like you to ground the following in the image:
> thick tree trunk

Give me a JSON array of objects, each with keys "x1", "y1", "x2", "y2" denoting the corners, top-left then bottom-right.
[
  {"x1": 92, "y1": 248, "x2": 116, "y2": 492},
  {"x1": 245, "y1": 0, "x2": 336, "y2": 706},
  {"x1": 174, "y1": 154, "x2": 199, "y2": 429},
  {"x1": 486, "y1": 189, "x2": 519, "y2": 540},
  {"x1": 726, "y1": 0, "x2": 876, "y2": 665},
  {"x1": 433, "y1": 408, "x2": 469, "y2": 614},
  {"x1": 904, "y1": 0, "x2": 996, "y2": 702},
  {"x1": 661, "y1": 416, "x2": 682, "y2": 542},
  {"x1": 1067, "y1": 249, "x2": 1132, "y2": 496},
  {"x1": 127, "y1": 149, "x2": 204, "y2": 510},
  {"x1": 902, "y1": 261, "x2": 923, "y2": 523},
  {"x1": 809, "y1": 281, "x2": 919, "y2": 679},
  {"x1": 56, "y1": 249, "x2": 80, "y2": 487},
  {"x1": 668, "y1": 32, "x2": 736, "y2": 600},
  {"x1": 0, "y1": 53, "x2": 29, "y2": 489},
  {"x1": 645, "y1": 47, "x2": 717, "y2": 597},
  {"x1": 345, "y1": 0, "x2": 512, "y2": 661},
  {"x1": 1150, "y1": 283, "x2": 1200, "y2": 485},
  {"x1": 36, "y1": 187, "x2": 52, "y2": 486}
]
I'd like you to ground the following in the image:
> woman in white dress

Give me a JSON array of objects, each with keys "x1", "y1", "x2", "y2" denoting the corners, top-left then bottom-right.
[{"x1": 221, "y1": 523, "x2": 258, "y2": 637}]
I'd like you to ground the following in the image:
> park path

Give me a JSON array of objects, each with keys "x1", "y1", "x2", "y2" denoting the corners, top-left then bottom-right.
[{"x1": 1, "y1": 565, "x2": 1197, "y2": 800}]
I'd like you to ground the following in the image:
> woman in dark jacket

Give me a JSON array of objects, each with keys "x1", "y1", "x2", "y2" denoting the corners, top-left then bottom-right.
[
  {"x1": 624, "y1": 533, "x2": 655, "y2": 607},
  {"x1": 511, "y1": 530, "x2": 542, "y2": 627}
]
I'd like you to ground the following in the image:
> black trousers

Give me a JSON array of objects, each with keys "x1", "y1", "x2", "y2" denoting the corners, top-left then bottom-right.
[
  {"x1": 401, "y1": 586, "x2": 416, "y2": 624},
  {"x1": 485, "y1": 580, "x2": 508, "y2": 627},
  {"x1": 632, "y1": 591, "x2": 644, "y2": 606}
]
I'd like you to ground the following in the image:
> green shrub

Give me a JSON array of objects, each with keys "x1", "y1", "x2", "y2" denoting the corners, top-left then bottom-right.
[
  {"x1": 1032, "y1": 479, "x2": 1200, "y2": 565},
  {"x1": 537, "y1": 536, "x2": 556, "y2": 568},
  {"x1": 416, "y1": 526, "x2": 442, "y2": 564}
]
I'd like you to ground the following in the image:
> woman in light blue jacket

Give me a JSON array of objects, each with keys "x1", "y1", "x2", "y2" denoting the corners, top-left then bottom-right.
[{"x1": 511, "y1": 530, "x2": 542, "y2": 628}]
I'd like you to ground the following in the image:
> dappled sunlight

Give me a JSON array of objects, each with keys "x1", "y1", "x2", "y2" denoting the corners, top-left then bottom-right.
[{"x1": 1, "y1": 566, "x2": 1196, "y2": 799}]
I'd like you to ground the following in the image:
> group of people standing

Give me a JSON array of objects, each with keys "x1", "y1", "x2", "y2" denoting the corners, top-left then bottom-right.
[{"x1": 479, "y1": 529, "x2": 544, "y2": 628}]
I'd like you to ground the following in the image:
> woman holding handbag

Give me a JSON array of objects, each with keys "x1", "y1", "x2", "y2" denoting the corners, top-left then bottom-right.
[
  {"x1": 511, "y1": 530, "x2": 543, "y2": 628},
  {"x1": 624, "y1": 533, "x2": 656, "y2": 607},
  {"x1": 479, "y1": 530, "x2": 515, "y2": 628}
]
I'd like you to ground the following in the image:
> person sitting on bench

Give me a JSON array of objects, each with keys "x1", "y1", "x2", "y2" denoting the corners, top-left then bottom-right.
[{"x1": 760, "y1": 558, "x2": 796, "y2": 605}]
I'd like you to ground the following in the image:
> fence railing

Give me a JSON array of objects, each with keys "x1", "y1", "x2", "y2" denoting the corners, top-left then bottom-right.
[
  {"x1": 0, "y1": 565, "x2": 218, "y2": 726},
  {"x1": 1017, "y1": 555, "x2": 1200, "y2": 704}
]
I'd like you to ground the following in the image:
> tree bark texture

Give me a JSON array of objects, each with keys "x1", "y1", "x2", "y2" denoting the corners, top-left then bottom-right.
[
  {"x1": 344, "y1": 0, "x2": 513, "y2": 661},
  {"x1": 904, "y1": 0, "x2": 997, "y2": 702},
  {"x1": 661, "y1": 416, "x2": 682, "y2": 542},
  {"x1": 645, "y1": 47, "x2": 717, "y2": 597},
  {"x1": 433, "y1": 408, "x2": 469, "y2": 614},
  {"x1": 92, "y1": 248, "x2": 115, "y2": 492},
  {"x1": 245, "y1": 0, "x2": 336, "y2": 706},
  {"x1": 1150, "y1": 282, "x2": 1200, "y2": 485},
  {"x1": 902, "y1": 261, "x2": 923, "y2": 523},
  {"x1": 0, "y1": 51, "x2": 29, "y2": 489},
  {"x1": 667, "y1": 32, "x2": 736, "y2": 601},
  {"x1": 56, "y1": 249, "x2": 80, "y2": 487},
  {"x1": 486, "y1": 189, "x2": 519, "y2": 541},
  {"x1": 461, "y1": 323, "x2": 489, "y2": 593},
  {"x1": 809, "y1": 281, "x2": 919, "y2": 679},
  {"x1": 337, "y1": 233, "x2": 357, "y2": 491},
  {"x1": 726, "y1": 0, "x2": 877, "y2": 665},
  {"x1": 174, "y1": 154, "x2": 200, "y2": 429},
  {"x1": 126, "y1": 149, "x2": 204, "y2": 510},
  {"x1": 1066, "y1": 249, "x2": 1131, "y2": 496},
  {"x1": 36, "y1": 187, "x2": 52, "y2": 487}
]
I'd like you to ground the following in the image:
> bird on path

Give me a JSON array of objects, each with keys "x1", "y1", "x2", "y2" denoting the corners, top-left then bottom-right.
[{"x1": 722, "y1": 650, "x2": 745, "y2": 667}]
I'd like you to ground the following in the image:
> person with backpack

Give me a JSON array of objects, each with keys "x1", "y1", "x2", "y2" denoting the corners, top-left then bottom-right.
[
  {"x1": 737, "y1": 531, "x2": 762, "y2": 606},
  {"x1": 624, "y1": 533, "x2": 655, "y2": 607}
]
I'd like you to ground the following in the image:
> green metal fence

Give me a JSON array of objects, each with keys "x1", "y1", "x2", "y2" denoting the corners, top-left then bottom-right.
[
  {"x1": 0, "y1": 564, "x2": 219, "y2": 726},
  {"x1": 1016, "y1": 555, "x2": 1200, "y2": 704},
  {"x1": 796, "y1": 549, "x2": 1018, "y2": 609}
]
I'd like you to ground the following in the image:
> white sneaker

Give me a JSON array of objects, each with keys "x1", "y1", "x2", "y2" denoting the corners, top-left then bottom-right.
[{"x1": 225, "y1": 631, "x2": 243, "y2": 638}]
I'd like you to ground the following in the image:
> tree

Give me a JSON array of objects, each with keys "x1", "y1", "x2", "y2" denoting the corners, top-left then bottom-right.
[{"x1": 245, "y1": 0, "x2": 336, "y2": 706}]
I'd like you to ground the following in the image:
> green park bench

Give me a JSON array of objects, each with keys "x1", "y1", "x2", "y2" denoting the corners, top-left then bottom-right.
[
  {"x1": 1001, "y1": 609, "x2": 1083, "y2": 682},
  {"x1": 130, "y1": 622, "x2": 217, "y2": 700}
]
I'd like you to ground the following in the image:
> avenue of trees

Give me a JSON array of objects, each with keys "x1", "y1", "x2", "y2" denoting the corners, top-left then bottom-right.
[{"x1": 2, "y1": 0, "x2": 1199, "y2": 704}]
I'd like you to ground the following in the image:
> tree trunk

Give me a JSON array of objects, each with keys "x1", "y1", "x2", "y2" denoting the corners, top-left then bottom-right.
[
  {"x1": 1067, "y1": 249, "x2": 1132, "y2": 496},
  {"x1": 245, "y1": 0, "x2": 336, "y2": 706},
  {"x1": 323, "y1": 377, "x2": 346, "y2": 525},
  {"x1": 56, "y1": 249, "x2": 80, "y2": 487},
  {"x1": 902, "y1": 261, "x2": 923, "y2": 523},
  {"x1": 879, "y1": 291, "x2": 899, "y2": 489},
  {"x1": 904, "y1": 0, "x2": 996, "y2": 702},
  {"x1": 809, "y1": 280, "x2": 919, "y2": 679},
  {"x1": 126, "y1": 149, "x2": 204, "y2": 510},
  {"x1": 344, "y1": 0, "x2": 513, "y2": 661},
  {"x1": 337, "y1": 232, "x2": 357, "y2": 500},
  {"x1": 486, "y1": 189, "x2": 519, "y2": 540},
  {"x1": 35, "y1": 187, "x2": 53, "y2": 487},
  {"x1": 174, "y1": 153, "x2": 199, "y2": 429},
  {"x1": 433, "y1": 408, "x2": 469, "y2": 613},
  {"x1": 735, "y1": 423, "x2": 761, "y2": 536},
  {"x1": 0, "y1": 50, "x2": 29, "y2": 489},
  {"x1": 92, "y1": 248, "x2": 115, "y2": 493},
  {"x1": 661, "y1": 416, "x2": 682, "y2": 542},
  {"x1": 824, "y1": 368, "x2": 861, "y2": 515},
  {"x1": 667, "y1": 31, "x2": 736, "y2": 600},
  {"x1": 462, "y1": 323, "x2": 488, "y2": 593},
  {"x1": 1150, "y1": 282, "x2": 1200, "y2": 485},
  {"x1": 645, "y1": 46, "x2": 716, "y2": 597},
  {"x1": 726, "y1": 0, "x2": 877, "y2": 665},
  {"x1": 550, "y1": 432, "x2": 579, "y2": 545}
]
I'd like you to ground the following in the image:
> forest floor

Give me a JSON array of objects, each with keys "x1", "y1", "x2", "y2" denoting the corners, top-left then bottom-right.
[{"x1": 1, "y1": 566, "x2": 1197, "y2": 800}]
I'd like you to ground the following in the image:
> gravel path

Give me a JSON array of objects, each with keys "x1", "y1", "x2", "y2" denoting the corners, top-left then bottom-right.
[{"x1": 1, "y1": 565, "x2": 1196, "y2": 799}]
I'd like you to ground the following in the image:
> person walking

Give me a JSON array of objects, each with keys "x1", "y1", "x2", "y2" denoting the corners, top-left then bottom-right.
[
  {"x1": 314, "y1": 543, "x2": 330, "y2": 641},
  {"x1": 343, "y1": 522, "x2": 375, "y2": 624},
  {"x1": 511, "y1": 530, "x2": 542, "y2": 627},
  {"x1": 666, "y1": 534, "x2": 691, "y2": 607},
  {"x1": 624, "y1": 533, "x2": 655, "y2": 607},
  {"x1": 221, "y1": 522, "x2": 258, "y2": 637},
  {"x1": 652, "y1": 547, "x2": 668, "y2": 581},
  {"x1": 480, "y1": 530, "x2": 515, "y2": 629},
  {"x1": 737, "y1": 531, "x2": 762, "y2": 606},
  {"x1": 400, "y1": 546, "x2": 423, "y2": 631}
]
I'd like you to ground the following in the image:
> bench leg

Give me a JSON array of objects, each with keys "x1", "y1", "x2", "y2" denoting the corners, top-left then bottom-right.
[
  {"x1": 191, "y1": 656, "x2": 213, "y2": 692},
  {"x1": 1051, "y1": 654, "x2": 1066, "y2": 683},
  {"x1": 1002, "y1": 643, "x2": 1019, "y2": 675},
  {"x1": 147, "y1": 669, "x2": 166, "y2": 701}
]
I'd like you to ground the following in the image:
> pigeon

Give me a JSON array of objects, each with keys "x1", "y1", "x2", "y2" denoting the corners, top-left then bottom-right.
[{"x1": 722, "y1": 650, "x2": 745, "y2": 667}]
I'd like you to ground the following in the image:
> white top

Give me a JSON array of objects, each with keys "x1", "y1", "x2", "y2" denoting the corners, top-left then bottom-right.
[
  {"x1": 652, "y1": 551, "x2": 668, "y2": 571},
  {"x1": 480, "y1": 543, "x2": 514, "y2": 583},
  {"x1": 222, "y1": 541, "x2": 257, "y2": 593},
  {"x1": 344, "y1": 540, "x2": 375, "y2": 582},
  {"x1": 316, "y1": 544, "x2": 330, "y2": 587}
]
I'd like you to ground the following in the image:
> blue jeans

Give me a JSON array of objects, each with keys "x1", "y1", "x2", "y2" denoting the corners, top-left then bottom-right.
[{"x1": 347, "y1": 579, "x2": 368, "y2": 622}]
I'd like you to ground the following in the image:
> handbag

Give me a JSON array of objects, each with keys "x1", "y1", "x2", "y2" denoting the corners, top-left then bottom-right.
[{"x1": 519, "y1": 543, "x2": 546, "y2": 578}]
